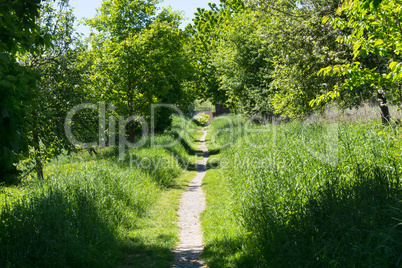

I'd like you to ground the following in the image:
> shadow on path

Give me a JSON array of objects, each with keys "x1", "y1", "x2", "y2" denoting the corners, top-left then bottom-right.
[{"x1": 172, "y1": 128, "x2": 209, "y2": 268}]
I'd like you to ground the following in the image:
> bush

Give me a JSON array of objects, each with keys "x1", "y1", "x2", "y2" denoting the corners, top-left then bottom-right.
[{"x1": 197, "y1": 114, "x2": 210, "y2": 126}]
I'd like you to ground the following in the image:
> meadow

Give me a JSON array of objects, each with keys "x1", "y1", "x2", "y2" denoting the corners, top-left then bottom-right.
[
  {"x1": 202, "y1": 110, "x2": 402, "y2": 267},
  {"x1": 0, "y1": 115, "x2": 202, "y2": 267},
  {"x1": 1, "y1": 108, "x2": 401, "y2": 267}
]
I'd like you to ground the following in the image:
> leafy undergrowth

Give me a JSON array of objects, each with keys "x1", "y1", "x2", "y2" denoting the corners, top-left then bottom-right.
[
  {"x1": 202, "y1": 114, "x2": 402, "y2": 267},
  {"x1": 0, "y1": 115, "x2": 203, "y2": 267}
]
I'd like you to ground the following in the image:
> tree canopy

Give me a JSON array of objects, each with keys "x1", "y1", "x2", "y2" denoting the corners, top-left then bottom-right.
[
  {"x1": 1, "y1": 0, "x2": 401, "y2": 181},
  {"x1": 86, "y1": 0, "x2": 193, "y2": 140},
  {"x1": 0, "y1": 0, "x2": 50, "y2": 181}
]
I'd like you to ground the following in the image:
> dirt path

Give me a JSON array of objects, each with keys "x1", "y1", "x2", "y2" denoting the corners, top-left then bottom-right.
[{"x1": 172, "y1": 128, "x2": 208, "y2": 268}]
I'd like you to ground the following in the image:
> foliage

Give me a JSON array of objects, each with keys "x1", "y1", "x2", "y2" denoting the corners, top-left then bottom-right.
[
  {"x1": 188, "y1": 99, "x2": 215, "y2": 115},
  {"x1": 212, "y1": 10, "x2": 274, "y2": 116},
  {"x1": 195, "y1": 113, "x2": 210, "y2": 126},
  {"x1": 190, "y1": 0, "x2": 245, "y2": 104},
  {"x1": 314, "y1": 0, "x2": 402, "y2": 109},
  {"x1": 0, "y1": 0, "x2": 50, "y2": 182},
  {"x1": 19, "y1": 0, "x2": 94, "y2": 180},
  {"x1": 191, "y1": 0, "x2": 352, "y2": 118},
  {"x1": 249, "y1": 0, "x2": 350, "y2": 117},
  {"x1": 86, "y1": 1, "x2": 193, "y2": 139},
  {"x1": 192, "y1": 0, "x2": 401, "y2": 119}
]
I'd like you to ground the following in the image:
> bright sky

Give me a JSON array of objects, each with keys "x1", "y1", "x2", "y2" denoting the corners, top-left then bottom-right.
[{"x1": 69, "y1": 0, "x2": 218, "y2": 36}]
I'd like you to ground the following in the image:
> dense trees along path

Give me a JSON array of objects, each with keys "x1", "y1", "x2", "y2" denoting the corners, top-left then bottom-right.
[{"x1": 172, "y1": 129, "x2": 209, "y2": 268}]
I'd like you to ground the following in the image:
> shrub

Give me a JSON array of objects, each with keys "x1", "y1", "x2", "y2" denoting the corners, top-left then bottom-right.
[{"x1": 197, "y1": 114, "x2": 210, "y2": 126}]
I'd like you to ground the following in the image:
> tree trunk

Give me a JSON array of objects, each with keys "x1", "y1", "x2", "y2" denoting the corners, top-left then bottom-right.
[
  {"x1": 378, "y1": 89, "x2": 391, "y2": 125},
  {"x1": 32, "y1": 115, "x2": 44, "y2": 180},
  {"x1": 88, "y1": 147, "x2": 98, "y2": 155},
  {"x1": 129, "y1": 123, "x2": 135, "y2": 143}
]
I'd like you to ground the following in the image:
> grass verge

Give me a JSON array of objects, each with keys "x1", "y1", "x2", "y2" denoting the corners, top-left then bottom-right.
[
  {"x1": 117, "y1": 170, "x2": 197, "y2": 268},
  {"x1": 0, "y1": 115, "x2": 203, "y2": 267},
  {"x1": 200, "y1": 168, "x2": 251, "y2": 268},
  {"x1": 201, "y1": 114, "x2": 402, "y2": 267}
]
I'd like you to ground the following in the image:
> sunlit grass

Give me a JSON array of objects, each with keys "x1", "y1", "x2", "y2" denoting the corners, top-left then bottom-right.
[
  {"x1": 117, "y1": 170, "x2": 197, "y2": 268},
  {"x1": 201, "y1": 168, "x2": 250, "y2": 267},
  {"x1": 0, "y1": 115, "x2": 202, "y2": 267},
  {"x1": 202, "y1": 114, "x2": 402, "y2": 267}
]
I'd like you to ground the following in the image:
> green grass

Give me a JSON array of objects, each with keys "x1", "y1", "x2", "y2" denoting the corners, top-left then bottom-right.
[
  {"x1": 201, "y1": 114, "x2": 402, "y2": 267},
  {"x1": 0, "y1": 115, "x2": 203, "y2": 267},
  {"x1": 116, "y1": 170, "x2": 197, "y2": 268},
  {"x1": 201, "y1": 169, "x2": 251, "y2": 268},
  {"x1": 205, "y1": 114, "x2": 243, "y2": 155}
]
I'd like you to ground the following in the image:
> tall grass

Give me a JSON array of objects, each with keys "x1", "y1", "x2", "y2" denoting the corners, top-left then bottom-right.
[
  {"x1": 169, "y1": 114, "x2": 201, "y2": 154},
  {"x1": 206, "y1": 114, "x2": 243, "y2": 154},
  {"x1": 0, "y1": 115, "x2": 202, "y2": 267},
  {"x1": 203, "y1": 114, "x2": 402, "y2": 267},
  {"x1": 0, "y1": 160, "x2": 157, "y2": 267}
]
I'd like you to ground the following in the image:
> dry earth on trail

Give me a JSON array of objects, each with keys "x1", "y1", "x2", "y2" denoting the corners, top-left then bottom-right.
[{"x1": 172, "y1": 129, "x2": 209, "y2": 268}]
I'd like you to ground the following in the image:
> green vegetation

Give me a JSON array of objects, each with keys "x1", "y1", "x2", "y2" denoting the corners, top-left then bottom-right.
[
  {"x1": 2, "y1": 0, "x2": 401, "y2": 181},
  {"x1": 0, "y1": 116, "x2": 202, "y2": 267},
  {"x1": 202, "y1": 114, "x2": 402, "y2": 267},
  {"x1": 86, "y1": 0, "x2": 194, "y2": 138},
  {"x1": 0, "y1": 0, "x2": 46, "y2": 181},
  {"x1": 195, "y1": 113, "x2": 210, "y2": 126},
  {"x1": 1, "y1": 0, "x2": 402, "y2": 267},
  {"x1": 190, "y1": 0, "x2": 401, "y2": 121},
  {"x1": 189, "y1": 99, "x2": 215, "y2": 113},
  {"x1": 205, "y1": 114, "x2": 242, "y2": 155},
  {"x1": 316, "y1": 0, "x2": 402, "y2": 108}
]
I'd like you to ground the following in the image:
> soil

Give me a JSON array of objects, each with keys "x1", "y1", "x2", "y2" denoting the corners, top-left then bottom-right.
[{"x1": 172, "y1": 128, "x2": 209, "y2": 268}]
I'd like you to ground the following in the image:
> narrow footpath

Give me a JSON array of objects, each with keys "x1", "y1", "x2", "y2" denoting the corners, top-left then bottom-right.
[{"x1": 172, "y1": 128, "x2": 209, "y2": 268}]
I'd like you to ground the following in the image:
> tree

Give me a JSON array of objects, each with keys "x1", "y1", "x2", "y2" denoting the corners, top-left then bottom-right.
[
  {"x1": 0, "y1": 0, "x2": 50, "y2": 182},
  {"x1": 86, "y1": 0, "x2": 193, "y2": 140},
  {"x1": 314, "y1": 0, "x2": 402, "y2": 123},
  {"x1": 190, "y1": 0, "x2": 245, "y2": 105},
  {"x1": 248, "y1": 0, "x2": 350, "y2": 117},
  {"x1": 18, "y1": 0, "x2": 94, "y2": 180},
  {"x1": 211, "y1": 10, "x2": 274, "y2": 116}
]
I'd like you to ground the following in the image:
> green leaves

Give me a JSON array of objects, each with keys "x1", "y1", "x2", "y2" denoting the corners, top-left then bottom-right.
[
  {"x1": 263, "y1": 0, "x2": 350, "y2": 117},
  {"x1": 389, "y1": 61, "x2": 402, "y2": 81},
  {"x1": 0, "y1": 0, "x2": 43, "y2": 54},
  {"x1": 0, "y1": 80, "x2": 12, "y2": 88},
  {"x1": 190, "y1": 0, "x2": 247, "y2": 104},
  {"x1": 87, "y1": 1, "x2": 192, "y2": 134},
  {"x1": 314, "y1": 0, "x2": 402, "y2": 108},
  {"x1": 208, "y1": 10, "x2": 274, "y2": 116},
  {"x1": 0, "y1": 0, "x2": 46, "y2": 181},
  {"x1": 86, "y1": 0, "x2": 160, "y2": 42}
]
